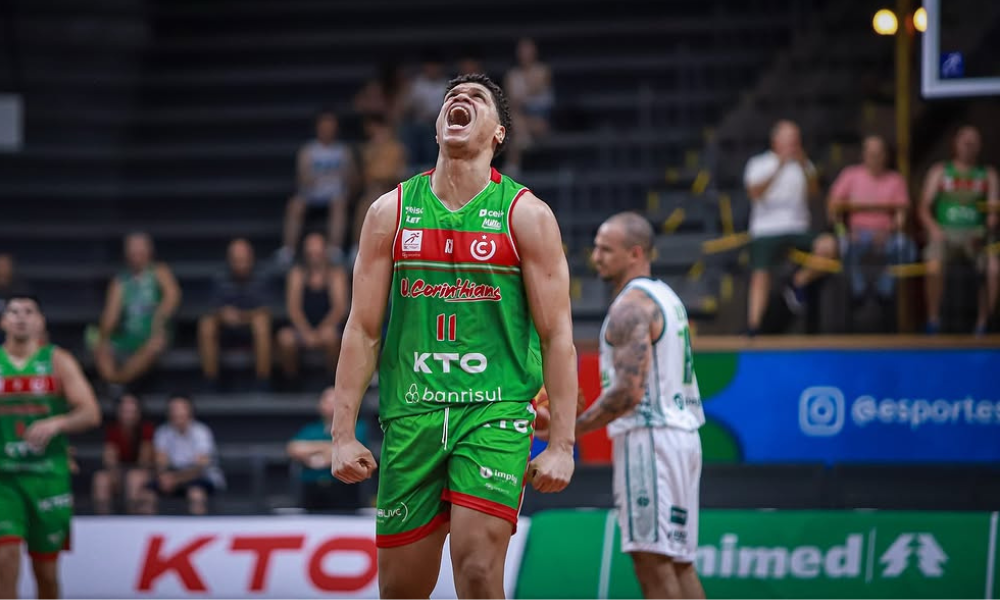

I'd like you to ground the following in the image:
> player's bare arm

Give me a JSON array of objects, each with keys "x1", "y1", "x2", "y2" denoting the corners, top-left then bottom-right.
[
  {"x1": 513, "y1": 192, "x2": 577, "y2": 493},
  {"x1": 330, "y1": 189, "x2": 397, "y2": 483},
  {"x1": 24, "y1": 348, "x2": 102, "y2": 450},
  {"x1": 576, "y1": 290, "x2": 658, "y2": 436}
]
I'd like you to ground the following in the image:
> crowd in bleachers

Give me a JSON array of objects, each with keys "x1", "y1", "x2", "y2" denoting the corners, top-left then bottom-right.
[{"x1": 740, "y1": 121, "x2": 998, "y2": 336}]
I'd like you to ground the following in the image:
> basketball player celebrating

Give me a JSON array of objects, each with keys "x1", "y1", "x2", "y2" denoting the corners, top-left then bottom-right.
[
  {"x1": 330, "y1": 73, "x2": 577, "y2": 599},
  {"x1": 0, "y1": 296, "x2": 102, "y2": 599},
  {"x1": 577, "y1": 213, "x2": 706, "y2": 599}
]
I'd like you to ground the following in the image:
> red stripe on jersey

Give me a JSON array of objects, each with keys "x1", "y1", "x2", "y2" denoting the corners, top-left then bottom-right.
[
  {"x1": 0, "y1": 376, "x2": 57, "y2": 396},
  {"x1": 395, "y1": 229, "x2": 519, "y2": 267},
  {"x1": 507, "y1": 187, "x2": 530, "y2": 260}
]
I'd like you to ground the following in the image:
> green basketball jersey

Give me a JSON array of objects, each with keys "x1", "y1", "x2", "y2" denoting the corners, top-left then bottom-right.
[
  {"x1": 934, "y1": 162, "x2": 988, "y2": 230},
  {"x1": 0, "y1": 345, "x2": 70, "y2": 475},
  {"x1": 112, "y1": 268, "x2": 163, "y2": 351},
  {"x1": 379, "y1": 168, "x2": 543, "y2": 421}
]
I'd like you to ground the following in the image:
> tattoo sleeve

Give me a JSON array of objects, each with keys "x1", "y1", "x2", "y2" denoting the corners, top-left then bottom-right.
[{"x1": 576, "y1": 292, "x2": 657, "y2": 436}]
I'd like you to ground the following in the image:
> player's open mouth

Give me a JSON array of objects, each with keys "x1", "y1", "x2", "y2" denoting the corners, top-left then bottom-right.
[{"x1": 447, "y1": 105, "x2": 472, "y2": 130}]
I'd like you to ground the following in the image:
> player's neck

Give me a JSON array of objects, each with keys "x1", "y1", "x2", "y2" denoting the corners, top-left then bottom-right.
[
  {"x1": 3, "y1": 338, "x2": 40, "y2": 361},
  {"x1": 431, "y1": 153, "x2": 493, "y2": 210},
  {"x1": 612, "y1": 267, "x2": 652, "y2": 297}
]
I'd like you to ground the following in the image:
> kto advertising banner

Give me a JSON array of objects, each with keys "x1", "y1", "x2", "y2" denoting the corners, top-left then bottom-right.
[
  {"x1": 17, "y1": 515, "x2": 530, "y2": 599},
  {"x1": 516, "y1": 509, "x2": 1000, "y2": 599},
  {"x1": 693, "y1": 348, "x2": 1000, "y2": 463}
]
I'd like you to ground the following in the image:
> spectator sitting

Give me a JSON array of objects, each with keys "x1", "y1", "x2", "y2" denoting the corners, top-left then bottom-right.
[
  {"x1": 827, "y1": 135, "x2": 916, "y2": 308},
  {"x1": 743, "y1": 120, "x2": 837, "y2": 335},
  {"x1": 94, "y1": 232, "x2": 181, "y2": 386},
  {"x1": 352, "y1": 113, "x2": 408, "y2": 257},
  {"x1": 401, "y1": 51, "x2": 448, "y2": 169},
  {"x1": 198, "y1": 238, "x2": 272, "y2": 391},
  {"x1": 278, "y1": 109, "x2": 357, "y2": 266},
  {"x1": 919, "y1": 125, "x2": 1000, "y2": 335},
  {"x1": 353, "y1": 62, "x2": 409, "y2": 129},
  {"x1": 504, "y1": 37, "x2": 554, "y2": 175},
  {"x1": 91, "y1": 392, "x2": 155, "y2": 514},
  {"x1": 286, "y1": 386, "x2": 367, "y2": 511},
  {"x1": 140, "y1": 393, "x2": 225, "y2": 515},
  {"x1": 276, "y1": 233, "x2": 348, "y2": 383}
]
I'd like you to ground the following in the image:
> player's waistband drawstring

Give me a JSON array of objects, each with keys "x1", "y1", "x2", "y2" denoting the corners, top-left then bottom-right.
[{"x1": 442, "y1": 407, "x2": 450, "y2": 449}]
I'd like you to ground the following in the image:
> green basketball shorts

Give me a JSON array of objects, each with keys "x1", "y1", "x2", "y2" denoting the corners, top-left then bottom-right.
[
  {"x1": 375, "y1": 401, "x2": 536, "y2": 548},
  {"x1": 0, "y1": 471, "x2": 72, "y2": 559}
]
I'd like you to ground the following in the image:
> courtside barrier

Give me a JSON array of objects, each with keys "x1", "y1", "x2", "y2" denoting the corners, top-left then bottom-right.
[
  {"x1": 516, "y1": 509, "x2": 1000, "y2": 599},
  {"x1": 17, "y1": 515, "x2": 530, "y2": 598}
]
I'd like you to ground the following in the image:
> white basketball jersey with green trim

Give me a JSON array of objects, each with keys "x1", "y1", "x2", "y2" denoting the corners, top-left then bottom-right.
[{"x1": 601, "y1": 277, "x2": 705, "y2": 437}]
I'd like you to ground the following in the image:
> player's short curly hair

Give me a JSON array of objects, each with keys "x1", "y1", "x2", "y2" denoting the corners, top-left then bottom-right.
[{"x1": 443, "y1": 73, "x2": 511, "y2": 158}]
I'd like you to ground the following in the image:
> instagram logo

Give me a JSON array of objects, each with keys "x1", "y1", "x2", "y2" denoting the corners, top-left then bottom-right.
[{"x1": 799, "y1": 386, "x2": 845, "y2": 436}]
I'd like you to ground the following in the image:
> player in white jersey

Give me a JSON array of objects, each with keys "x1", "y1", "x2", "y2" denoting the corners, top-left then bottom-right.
[{"x1": 576, "y1": 212, "x2": 706, "y2": 599}]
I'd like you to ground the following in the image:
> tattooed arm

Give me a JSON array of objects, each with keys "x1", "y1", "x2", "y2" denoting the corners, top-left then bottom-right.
[{"x1": 576, "y1": 289, "x2": 659, "y2": 436}]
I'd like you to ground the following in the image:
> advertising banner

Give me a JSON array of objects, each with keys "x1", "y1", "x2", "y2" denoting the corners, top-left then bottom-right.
[
  {"x1": 576, "y1": 348, "x2": 1000, "y2": 464},
  {"x1": 516, "y1": 509, "x2": 1000, "y2": 599},
  {"x1": 17, "y1": 515, "x2": 530, "y2": 599},
  {"x1": 697, "y1": 349, "x2": 1000, "y2": 463}
]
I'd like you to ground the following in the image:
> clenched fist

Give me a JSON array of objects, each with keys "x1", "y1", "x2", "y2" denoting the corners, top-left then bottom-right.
[{"x1": 331, "y1": 439, "x2": 378, "y2": 484}]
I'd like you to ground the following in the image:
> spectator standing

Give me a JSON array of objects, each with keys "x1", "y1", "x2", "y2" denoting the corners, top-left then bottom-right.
[
  {"x1": 286, "y1": 387, "x2": 368, "y2": 511},
  {"x1": 402, "y1": 52, "x2": 448, "y2": 169},
  {"x1": 95, "y1": 233, "x2": 181, "y2": 386},
  {"x1": 504, "y1": 38, "x2": 554, "y2": 175},
  {"x1": 198, "y1": 238, "x2": 272, "y2": 391},
  {"x1": 279, "y1": 110, "x2": 356, "y2": 265},
  {"x1": 276, "y1": 233, "x2": 348, "y2": 382},
  {"x1": 827, "y1": 135, "x2": 916, "y2": 307},
  {"x1": 140, "y1": 394, "x2": 225, "y2": 515},
  {"x1": 919, "y1": 125, "x2": 1000, "y2": 335},
  {"x1": 743, "y1": 120, "x2": 837, "y2": 335},
  {"x1": 91, "y1": 392, "x2": 155, "y2": 514}
]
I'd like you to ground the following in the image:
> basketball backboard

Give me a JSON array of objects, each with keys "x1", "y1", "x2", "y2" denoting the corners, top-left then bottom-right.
[{"x1": 921, "y1": 0, "x2": 1000, "y2": 98}]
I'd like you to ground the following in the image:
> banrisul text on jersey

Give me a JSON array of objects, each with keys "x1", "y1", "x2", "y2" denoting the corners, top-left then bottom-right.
[
  {"x1": 0, "y1": 344, "x2": 70, "y2": 475},
  {"x1": 380, "y1": 168, "x2": 542, "y2": 420}
]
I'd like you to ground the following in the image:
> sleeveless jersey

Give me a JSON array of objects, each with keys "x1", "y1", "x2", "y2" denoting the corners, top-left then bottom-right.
[
  {"x1": 935, "y1": 162, "x2": 988, "y2": 230},
  {"x1": 602, "y1": 278, "x2": 705, "y2": 437},
  {"x1": 0, "y1": 345, "x2": 69, "y2": 475},
  {"x1": 379, "y1": 168, "x2": 542, "y2": 421},
  {"x1": 114, "y1": 268, "x2": 162, "y2": 345}
]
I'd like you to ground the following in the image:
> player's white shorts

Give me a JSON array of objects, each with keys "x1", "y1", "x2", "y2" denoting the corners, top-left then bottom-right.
[{"x1": 612, "y1": 426, "x2": 701, "y2": 562}]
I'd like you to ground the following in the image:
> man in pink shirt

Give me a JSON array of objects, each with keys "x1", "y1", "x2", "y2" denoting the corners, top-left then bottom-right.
[{"x1": 827, "y1": 135, "x2": 916, "y2": 304}]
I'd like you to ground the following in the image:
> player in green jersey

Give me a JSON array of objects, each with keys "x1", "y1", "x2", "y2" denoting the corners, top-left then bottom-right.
[
  {"x1": 919, "y1": 126, "x2": 1000, "y2": 334},
  {"x1": 0, "y1": 295, "x2": 101, "y2": 599},
  {"x1": 330, "y1": 73, "x2": 578, "y2": 598}
]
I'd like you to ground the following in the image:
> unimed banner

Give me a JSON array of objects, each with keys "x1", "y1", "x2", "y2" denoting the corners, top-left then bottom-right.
[
  {"x1": 516, "y1": 509, "x2": 1000, "y2": 599},
  {"x1": 16, "y1": 515, "x2": 530, "y2": 599}
]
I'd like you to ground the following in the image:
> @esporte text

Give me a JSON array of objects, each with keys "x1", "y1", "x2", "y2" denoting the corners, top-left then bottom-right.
[{"x1": 799, "y1": 386, "x2": 1000, "y2": 435}]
